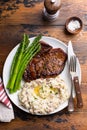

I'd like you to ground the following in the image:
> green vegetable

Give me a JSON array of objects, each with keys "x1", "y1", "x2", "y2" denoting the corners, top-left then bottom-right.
[
  {"x1": 7, "y1": 34, "x2": 41, "y2": 93},
  {"x1": 7, "y1": 34, "x2": 29, "y2": 89},
  {"x1": 13, "y1": 44, "x2": 41, "y2": 92}
]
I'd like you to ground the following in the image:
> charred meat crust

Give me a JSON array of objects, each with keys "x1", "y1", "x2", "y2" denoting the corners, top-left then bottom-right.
[{"x1": 23, "y1": 41, "x2": 67, "y2": 82}]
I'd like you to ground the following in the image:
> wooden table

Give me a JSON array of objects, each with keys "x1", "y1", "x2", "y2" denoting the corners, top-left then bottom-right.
[{"x1": 0, "y1": 0, "x2": 87, "y2": 130}]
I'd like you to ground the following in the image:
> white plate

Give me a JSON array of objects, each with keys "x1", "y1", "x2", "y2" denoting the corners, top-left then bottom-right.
[{"x1": 3, "y1": 36, "x2": 81, "y2": 115}]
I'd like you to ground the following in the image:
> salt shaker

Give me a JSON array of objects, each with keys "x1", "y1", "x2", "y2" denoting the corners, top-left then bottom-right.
[{"x1": 43, "y1": 0, "x2": 61, "y2": 21}]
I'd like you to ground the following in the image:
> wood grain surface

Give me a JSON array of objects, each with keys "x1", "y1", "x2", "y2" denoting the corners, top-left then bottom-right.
[{"x1": 0, "y1": 0, "x2": 87, "y2": 130}]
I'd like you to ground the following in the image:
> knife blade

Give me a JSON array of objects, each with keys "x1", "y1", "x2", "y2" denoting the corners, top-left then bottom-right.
[{"x1": 68, "y1": 41, "x2": 83, "y2": 108}]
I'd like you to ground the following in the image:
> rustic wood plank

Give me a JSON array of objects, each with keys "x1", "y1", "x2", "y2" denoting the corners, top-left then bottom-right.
[
  {"x1": 0, "y1": 0, "x2": 87, "y2": 25},
  {"x1": 0, "y1": 24, "x2": 87, "y2": 45}
]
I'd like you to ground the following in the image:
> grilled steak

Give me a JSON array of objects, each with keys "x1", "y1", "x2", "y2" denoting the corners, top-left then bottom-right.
[{"x1": 23, "y1": 41, "x2": 67, "y2": 82}]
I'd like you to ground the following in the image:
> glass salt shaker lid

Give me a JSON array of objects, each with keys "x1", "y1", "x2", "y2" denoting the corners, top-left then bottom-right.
[{"x1": 44, "y1": 0, "x2": 61, "y2": 15}]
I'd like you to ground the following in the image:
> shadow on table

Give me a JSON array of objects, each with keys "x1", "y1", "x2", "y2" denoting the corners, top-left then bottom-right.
[{"x1": 13, "y1": 103, "x2": 70, "y2": 122}]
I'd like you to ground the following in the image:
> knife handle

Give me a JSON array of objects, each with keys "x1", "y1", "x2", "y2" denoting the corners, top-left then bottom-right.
[{"x1": 74, "y1": 76, "x2": 83, "y2": 108}]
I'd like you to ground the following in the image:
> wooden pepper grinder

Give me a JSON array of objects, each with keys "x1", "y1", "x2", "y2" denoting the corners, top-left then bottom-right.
[{"x1": 43, "y1": 0, "x2": 61, "y2": 21}]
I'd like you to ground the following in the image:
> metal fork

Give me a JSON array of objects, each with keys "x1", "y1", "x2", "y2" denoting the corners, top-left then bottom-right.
[{"x1": 68, "y1": 55, "x2": 76, "y2": 112}]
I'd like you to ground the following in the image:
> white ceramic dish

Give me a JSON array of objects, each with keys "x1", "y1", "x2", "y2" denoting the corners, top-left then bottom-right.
[{"x1": 3, "y1": 36, "x2": 81, "y2": 115}]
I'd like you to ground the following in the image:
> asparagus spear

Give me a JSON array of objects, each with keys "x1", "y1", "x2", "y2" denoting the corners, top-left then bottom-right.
[
  {"x1": 11, "y1": 34, "x2": 29, "y2": 76},
  {"x1": 7, "y1": 34, "x2": 29, "y2": 90}
]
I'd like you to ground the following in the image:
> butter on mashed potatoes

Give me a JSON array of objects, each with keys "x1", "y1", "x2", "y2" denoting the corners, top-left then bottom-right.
[{"x1": 18, "y1": 76, "x2": 69, "y2": 115}]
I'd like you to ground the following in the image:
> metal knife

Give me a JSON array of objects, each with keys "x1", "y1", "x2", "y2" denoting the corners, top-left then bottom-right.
[{"x1": 68, "y1": 41, "x2": 83, "y2": 108}]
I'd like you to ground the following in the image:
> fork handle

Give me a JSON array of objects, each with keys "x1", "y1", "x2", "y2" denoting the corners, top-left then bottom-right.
[
  {"x1": 68, "y1": 94, "x2": 74, "y2": 112},
  {"x1": 74, "y1": 76, "x2": 83, "y2": 108},
  {"x1": 68, "y1": 77, "x2": 74, "y2": 113}
]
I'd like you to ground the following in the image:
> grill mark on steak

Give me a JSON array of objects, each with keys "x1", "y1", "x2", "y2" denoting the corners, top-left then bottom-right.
[{"x1": 23, "y1": 41, "x2": 67, "y2": 82}]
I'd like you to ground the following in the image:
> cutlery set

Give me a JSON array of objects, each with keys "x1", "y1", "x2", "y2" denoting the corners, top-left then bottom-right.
[{"x1": 68, "y1": 41, "x2": 83, "y2": 112}]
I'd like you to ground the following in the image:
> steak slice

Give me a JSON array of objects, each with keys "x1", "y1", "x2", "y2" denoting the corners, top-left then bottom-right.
[{"x1": 23, "y1": 41, "x2": 67, "y2": 82}]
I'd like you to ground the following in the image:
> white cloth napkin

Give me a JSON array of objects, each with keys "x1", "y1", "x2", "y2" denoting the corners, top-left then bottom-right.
[{"x1": 0, "y1": 77, "x2": 15, "y2": 122}]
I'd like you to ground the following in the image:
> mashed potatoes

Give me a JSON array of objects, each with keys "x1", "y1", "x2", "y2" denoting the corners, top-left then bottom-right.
[{"x1": 18, "y1": 76, "x2": 69, "y2": 115}]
